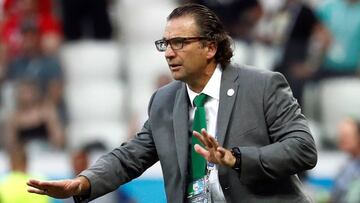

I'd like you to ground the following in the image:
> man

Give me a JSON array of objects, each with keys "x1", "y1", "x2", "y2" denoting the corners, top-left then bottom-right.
[
  {"x1": 0, "y1": 148, "x2": 49, "y2": 203},
  {"x1": 27, "y1": 4, "x2": 317, "y2": 203},
  {"x1": 330, "y1": 118, "x2": 360, "y2": 203}
]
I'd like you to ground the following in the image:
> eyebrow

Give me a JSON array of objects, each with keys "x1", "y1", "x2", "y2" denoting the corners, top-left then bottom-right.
[{"x1": 161, "y1": 37, "x2": 187, "y2": 40}]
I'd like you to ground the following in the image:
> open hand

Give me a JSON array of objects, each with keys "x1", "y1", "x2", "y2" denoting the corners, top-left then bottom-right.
[
  {"x1": 27, "y1": 176, "x2": 89, "y2": 199},
  {"x1": 193, "y1": 129, "x2": 236, "y2": 168}
]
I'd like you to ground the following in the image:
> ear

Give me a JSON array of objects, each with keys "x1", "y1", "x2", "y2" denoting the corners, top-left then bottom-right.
[{"x1": 205, "y1": 41, "x2": 217, "y2": 60}]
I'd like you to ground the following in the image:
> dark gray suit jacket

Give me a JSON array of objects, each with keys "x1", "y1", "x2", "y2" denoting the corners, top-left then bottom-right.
[{"x1": 78, "y1": 65, "x2": 317, "y2": 203}]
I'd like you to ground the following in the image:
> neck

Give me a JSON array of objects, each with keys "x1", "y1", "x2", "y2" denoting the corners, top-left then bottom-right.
[{"x1": 187, "y1": 63, "x2": 217, "y2": 93}]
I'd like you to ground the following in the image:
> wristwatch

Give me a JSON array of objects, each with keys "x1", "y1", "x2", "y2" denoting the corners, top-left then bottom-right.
[{"x1": 231, "y1": 147, "x2": 242, "y2": 173}]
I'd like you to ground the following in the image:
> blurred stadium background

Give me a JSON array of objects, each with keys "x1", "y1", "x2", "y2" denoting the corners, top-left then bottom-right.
[{"x1": 0, "y1": 0, "x2": 359, "y2": 202}]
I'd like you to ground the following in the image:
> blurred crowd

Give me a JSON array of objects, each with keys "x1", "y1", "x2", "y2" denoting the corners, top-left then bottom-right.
[{"x1": 0, "y1": 0, "x2": 359, "y2": 203}]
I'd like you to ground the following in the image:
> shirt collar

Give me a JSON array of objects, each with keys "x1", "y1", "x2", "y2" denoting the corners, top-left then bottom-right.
[{"x1": 187, "y1": 64, "x2": 222, "y2": 107}]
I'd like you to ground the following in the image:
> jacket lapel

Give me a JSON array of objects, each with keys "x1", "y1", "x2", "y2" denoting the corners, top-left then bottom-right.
[
  {"x1": 173, "y1": 83, "x2": 190, "y2": 180},
  {"x1": 217, "y1": 66, "x2": 239, "y2": 147}
]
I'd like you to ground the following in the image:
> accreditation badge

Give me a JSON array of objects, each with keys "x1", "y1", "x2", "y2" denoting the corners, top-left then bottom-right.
[
  {"x1": 187, "y1": 177, "x2": 211, "y2": 203},
  {"x1": 207, "y1": 162, "x2": 215, "y2": 171}
]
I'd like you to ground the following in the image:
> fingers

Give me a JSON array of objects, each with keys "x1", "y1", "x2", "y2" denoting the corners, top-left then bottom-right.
[
  {"x1": 27, "y1": 179, "x2": 80, "y2": 199},
  {"x1": 27, "y1": 179, "x2": 45, "y2": 190},
  {"x1": 27, "y1": 187, "x2": 48, "y2": 195},
  {"x1": 193, "y1": 129, "x2": 219, "y2": 149},
  {"x1": 27, "y1": 179, "x2": 54, "y2": 189},
  {"x1": 27, "y1": 179, "x2": 64, "y2": 196},
  {"x1": 27, "y1": 180, "x2": 48, "y2": 195},
  {"x1": 27, "y1": 179, "x2": 41, "y2": 186},
  {"x1": 193, "y1": 130, "x2": 211, "y2": 148},
  {"x1": 193, "y1": 129, "x2": 235, "y2": 167},
  {"x1": 201, "y1": 129, "x2": 218, "y2": 149},
  {"x1": 194, "y1": 144, "x2": 210, "y2": 158}
]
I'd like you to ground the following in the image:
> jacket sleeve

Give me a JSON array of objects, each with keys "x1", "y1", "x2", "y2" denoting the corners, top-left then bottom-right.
[
  {"x1": 239, "y1": 71, "x2": 317, "y2": 184},
  {"x1": 75, "y1": 91, "x2": 159, "y2": 201}
]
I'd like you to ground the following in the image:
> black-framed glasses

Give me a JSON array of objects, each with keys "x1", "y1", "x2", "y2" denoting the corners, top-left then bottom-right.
[{"x1": 154, "y1": 37, "x2": 207, "y2": 52}]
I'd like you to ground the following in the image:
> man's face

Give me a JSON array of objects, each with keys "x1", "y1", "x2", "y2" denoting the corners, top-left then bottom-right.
[
  {"x1": 337, "y1": 119, "x2": 360, "y2": 155},
  {"x1": 163, "y1": 15, "x2": 212, "y2": 84}
]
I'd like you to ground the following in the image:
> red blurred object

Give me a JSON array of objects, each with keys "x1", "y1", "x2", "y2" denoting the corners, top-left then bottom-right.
[
  {"x1": 3, "y1": 0, "x2": 53, "y2": 14},
  {"x1": 1, "y1": 0, "x2": 61, "y2": 59}
]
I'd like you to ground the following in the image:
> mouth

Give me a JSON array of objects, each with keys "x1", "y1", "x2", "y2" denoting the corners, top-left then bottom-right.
[{"x1": 169, "y1": 64, "x2": 182, "y2": 71}]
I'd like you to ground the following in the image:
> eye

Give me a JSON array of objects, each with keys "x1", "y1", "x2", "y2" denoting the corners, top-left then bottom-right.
[{"x1": 170, "y1": 38, "x2": 184, "y2": 47}]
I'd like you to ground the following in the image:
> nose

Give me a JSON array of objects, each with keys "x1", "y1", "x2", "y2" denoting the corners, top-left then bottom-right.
[{"x1": 165, "y1": 44, "x2": 176, "y2": 58}]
